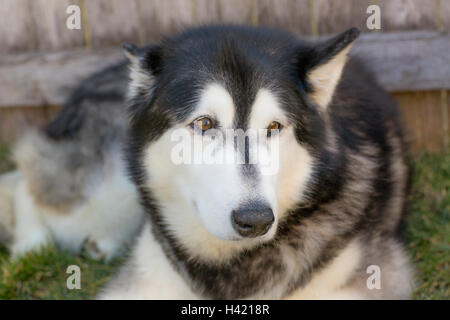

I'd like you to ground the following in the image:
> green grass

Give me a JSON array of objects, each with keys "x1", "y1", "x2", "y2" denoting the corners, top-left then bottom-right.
[
  {"x1": 405, "y1": 153, "x2": 450, "y2": 299},
  {"x1": 0, "y1": 143, "x2": 14, "y2": 175},
  {"x1": 0, "y1": 246, "x2": 124, "y2": 299},
  {"x1": 0, "y1": 143, "x2": 448, "y2": 299}
]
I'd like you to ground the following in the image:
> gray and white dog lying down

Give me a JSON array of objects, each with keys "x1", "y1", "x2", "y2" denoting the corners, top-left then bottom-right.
[
  {"x1": 0, "y1": 62, "x2": 143, "y2": 260},
  {"x1": 100, "y1": 25, "x2": 414, "y2": 299}
]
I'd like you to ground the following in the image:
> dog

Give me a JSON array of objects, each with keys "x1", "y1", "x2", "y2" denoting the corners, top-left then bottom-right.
[
  {"x1": 99, "y1": 25, "x2": 414, "y2": 299},
  {"x1": 0, "y1": 62, "x2": 143, "y2": 260}
]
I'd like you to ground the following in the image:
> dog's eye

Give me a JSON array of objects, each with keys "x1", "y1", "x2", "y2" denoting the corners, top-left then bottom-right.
[
  {"x1": 193, "y1": 117, "x2": 213, "y2": 131},
  {"x1": 267, "y1": 121, "x2": 282, "y2": 137},
  {"x1": 268, "y1": 121, "x2": 282, "y2": 131}
]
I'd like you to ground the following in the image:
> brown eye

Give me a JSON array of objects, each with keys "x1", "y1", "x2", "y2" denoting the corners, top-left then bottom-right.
[
  {"x1": 267, "y1": 121, "x2": 282, "y2": 137},
  {"x1": 194, "y1": 117, "x2": 213, "y2": 131},
  {"x1": 268, "y1": 121, "x2": 282, "y2": 131}
]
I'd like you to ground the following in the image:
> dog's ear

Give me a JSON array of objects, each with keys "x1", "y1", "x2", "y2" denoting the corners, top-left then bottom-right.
[
  {"x1": 123, "y1": 43, "x2": 163, "y2": 97},
  {"x1": 296, "y1": 28, "x2": 359, "y2": 110}
]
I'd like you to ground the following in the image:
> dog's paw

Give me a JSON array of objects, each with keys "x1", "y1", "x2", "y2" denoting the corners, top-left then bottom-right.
[
  {"x1": 83, "y1": 239, "x2": 105, "y2": 260},
  {"x1": 83, "y1": 238, "x2": 120, "y2": 261},
  {"x1": 10, "y1": 231, "x2": 52, "y2": 259}
]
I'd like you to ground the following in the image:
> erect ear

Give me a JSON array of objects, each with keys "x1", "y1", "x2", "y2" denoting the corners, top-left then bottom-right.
[
  {"x1": 123, "y1": 42, "x2": 163, "y2": 98},
  {"x1": 297, "y1": 28, "x2": 360, "y2": 110}
]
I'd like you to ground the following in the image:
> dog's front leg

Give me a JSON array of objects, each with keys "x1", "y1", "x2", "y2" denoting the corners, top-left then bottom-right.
[
  {"x1": 10, "y1": 180, "x2": 52, "y2": 258},
  {"x1": 0, "y1": 170, "x2": 22, "y2": 245}
]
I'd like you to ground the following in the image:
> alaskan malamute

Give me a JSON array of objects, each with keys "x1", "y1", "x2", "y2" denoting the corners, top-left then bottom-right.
[{"x1": 100, "y1": 25, "x2": 414, "y2": 299}]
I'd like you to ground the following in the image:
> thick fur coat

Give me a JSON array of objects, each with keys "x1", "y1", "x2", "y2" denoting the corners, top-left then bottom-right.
[{"x1": 100, "y1": 25, "x2": 414, "y2": 299}]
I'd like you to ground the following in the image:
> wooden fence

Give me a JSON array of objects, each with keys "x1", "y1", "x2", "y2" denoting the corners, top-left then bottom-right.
[{"x1": 1, "y1": 0, "x2": 450, "y2": 152}]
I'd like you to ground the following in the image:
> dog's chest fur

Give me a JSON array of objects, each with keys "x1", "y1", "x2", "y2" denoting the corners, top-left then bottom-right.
[{"x1": 102, "y1": 221, "x2": 363, "y2": 299}]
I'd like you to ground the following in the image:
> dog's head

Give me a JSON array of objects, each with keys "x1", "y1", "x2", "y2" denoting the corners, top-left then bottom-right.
[{"x1": 124, "y1": 26, "x2": 358, "y2": 260}]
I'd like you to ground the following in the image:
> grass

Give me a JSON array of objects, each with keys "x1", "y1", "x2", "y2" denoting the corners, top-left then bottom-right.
[
  {"x1": 0, "y1": 143, "x2": 448, "y2": 299},
  {"x1": 0, "y1": 143, "x2": 14, "y2": 175},
  {"x1": 404, "y1": 153, "x2": 450, "y2": 299},
  {"x1": 0, "y1": 246, "x2": 124, "y2": 299}
]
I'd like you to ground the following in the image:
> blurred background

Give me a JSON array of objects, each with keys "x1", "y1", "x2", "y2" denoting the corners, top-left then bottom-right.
[{"x1": 0, "y1": 0, "x2": 448, "y2": 299}]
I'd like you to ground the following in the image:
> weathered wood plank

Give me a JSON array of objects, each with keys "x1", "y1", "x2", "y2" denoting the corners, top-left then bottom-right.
[
  {"x1": 440, "y1": 0, "x2": 450, "y2": 31},
  {"x1": 314, "y1": 0, "x2": 372, "y2": 35},
  {"x1": 379, "y1": 0, "x2": 439, "y2": 31},
  {"x1": 314, "y1": 0, "x2": 439, "y2": 34},
  {"x1": 0, "y1": 0, "x2": 36, "y2": 53},
  {"x1": 196, "y1": 0, "x2": 254, "y2": 25},
  {"x1": 351, "y1": 31, "x2": 450, "y2": 91},
  {"x1": 0, "y1": 0, "x2": 85, "y2": 54},
  {"x1": 0, "y1": 31, "x2": 449, "y2": 107},
  {"x1": 394, "y1": 91, "x2": 445, "y2": 152},
  {"x1": 0, "y1": 49, "x2": 123, "y2": 107},
  {"x1": 255, "y1": 0, "x2": 312, "y2": 35},
  {"x1": 30, "y1": 0, "x2": 85, "y2": 51},
  {"x1": 85, "y1": 0, "x2": 141, "y2": 47},
  {"x1": 137, "y1": 0, "x2": 197, "y2": 43}
]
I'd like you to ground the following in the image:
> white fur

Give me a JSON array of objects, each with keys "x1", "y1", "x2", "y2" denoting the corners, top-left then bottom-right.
[
  {"x1": 11, "y1": 180, "x2": 52, "y2": 257},
  {"x1": 10, "y1": 152, "x2": 143, "y2": 260},
  {"x1": 249, "y1": 89, "x2": 313, "y2": 218},
  {"x1": 99, "y1": 223, "x2": 197, "y2": 299},
  {"x1": 191, "y1": 83, "x2": 235, "y2": 126}
]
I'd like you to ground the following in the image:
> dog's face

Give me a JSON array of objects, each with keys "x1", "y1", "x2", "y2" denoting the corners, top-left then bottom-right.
[{"x1": 125, "y1": 26, "x2": 358, "y2": 259}]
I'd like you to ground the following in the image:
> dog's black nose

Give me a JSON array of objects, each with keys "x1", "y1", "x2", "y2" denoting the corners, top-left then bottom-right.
[{"x1": 232, "y1": 206, "x2": 274, "y2": 238}]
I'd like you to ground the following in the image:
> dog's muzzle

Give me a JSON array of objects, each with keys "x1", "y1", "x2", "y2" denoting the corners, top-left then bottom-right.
[{"x1": 231, "y1": 205, "x2": 274, "y2": 238}]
